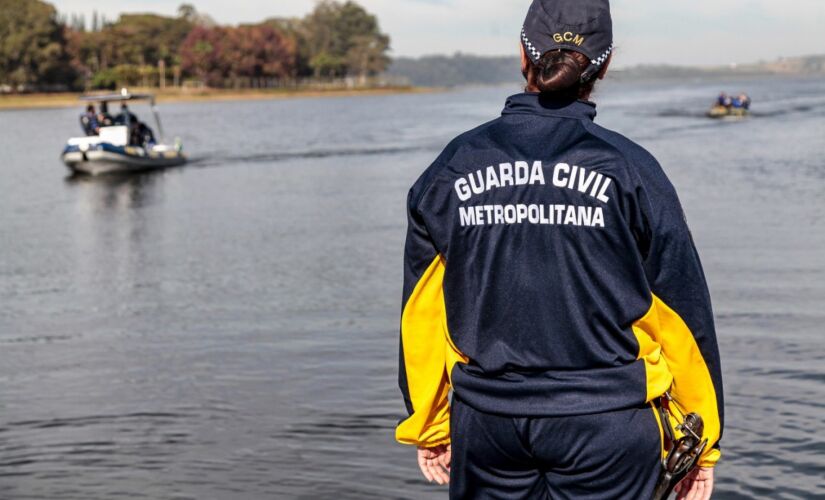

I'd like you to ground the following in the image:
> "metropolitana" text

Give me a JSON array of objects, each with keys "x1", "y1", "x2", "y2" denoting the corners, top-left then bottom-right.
[{"x1": 459, "y1": 204, "x2": 605, "y2": 228}]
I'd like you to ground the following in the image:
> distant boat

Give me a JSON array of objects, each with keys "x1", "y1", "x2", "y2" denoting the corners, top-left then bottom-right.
[
  {"x1": 61, "y1": 89, "x2": 186, "y2": 175},
  {"x1": 708, "y1": 92, "x2": 751, "y2": 119}
]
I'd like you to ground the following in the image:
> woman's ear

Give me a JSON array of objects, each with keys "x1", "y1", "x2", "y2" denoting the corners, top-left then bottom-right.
[
  {"x1": 520, "y1": 43, "x2": 530, "y2": 79},
  {"x1": 597, "y1": 52, "x2": 613, "y2": 80}
]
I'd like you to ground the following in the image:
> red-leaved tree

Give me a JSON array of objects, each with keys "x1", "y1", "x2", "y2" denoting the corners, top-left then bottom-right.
[
  {"x1": 179, "y1": 25, "x2": 229, "y2": 86},
  {"x1": 226, "y1": 24, "x2": 296, "y2": 81},
  {"x1": 180, "y1": 23, "x2": 297, "y2": 87}
]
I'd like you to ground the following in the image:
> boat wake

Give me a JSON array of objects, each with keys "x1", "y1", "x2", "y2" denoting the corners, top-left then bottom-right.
[{"x1": 189, "y1": 144, "x2": 439, "y2": 168}]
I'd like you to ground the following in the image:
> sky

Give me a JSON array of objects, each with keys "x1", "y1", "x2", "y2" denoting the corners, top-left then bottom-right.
[{"x1": 56, "y1": 0, "x2": 825, "y2": 67}]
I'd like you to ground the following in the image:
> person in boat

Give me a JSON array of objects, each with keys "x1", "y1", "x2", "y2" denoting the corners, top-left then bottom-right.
[
  {"x1": 716, "y1": 92, "x2": 728, "y2": 107},
  {"x1": 115, "y1": 103, "x2": 143, "y2": 145},
  {"x1": 79, "y1": 104, "x2": 99, "y2": 136},
  {"x1": 396, "y1": 1, "x2": 723, "y2": 499},
  {"x1": 114, "y1": 103, "x2": 137, "y2": 127},
  {"x1": 131, "y1": 120, "x2": 156, "y2": 148},
  {"x1": 97, "y1": 102, "x2": 114, "y2": 127},
  {"x1": 739, "y1": 93, "x2": 751, "y2": 110}
]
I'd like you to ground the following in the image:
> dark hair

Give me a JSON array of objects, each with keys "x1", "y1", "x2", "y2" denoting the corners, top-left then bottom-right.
[
  {"x1": 525, "y1": 50, "x2": 599, "y2": 99},
  {"x1": 86, "y1": 104, "x2": 95, "y2": 112}
]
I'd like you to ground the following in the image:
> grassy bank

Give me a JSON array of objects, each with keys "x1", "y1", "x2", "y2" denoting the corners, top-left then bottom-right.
[{"x1": 0, "y1": 85, "x2": 438, "y2": 111}]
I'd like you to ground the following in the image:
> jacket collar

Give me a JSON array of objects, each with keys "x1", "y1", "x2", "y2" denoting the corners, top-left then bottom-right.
[{"x1": 502, "y1": 93, "x2": 597, "y2": 121}]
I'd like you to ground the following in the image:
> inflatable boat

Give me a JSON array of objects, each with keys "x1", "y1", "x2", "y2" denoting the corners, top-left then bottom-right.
[{"x1": 61, "y1": 90, "x2": 186, "y2": 176}]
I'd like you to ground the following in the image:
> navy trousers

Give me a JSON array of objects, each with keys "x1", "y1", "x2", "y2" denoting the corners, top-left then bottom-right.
[{"x1": 449, "y1": 396, "x2": 663, "y2": 500}]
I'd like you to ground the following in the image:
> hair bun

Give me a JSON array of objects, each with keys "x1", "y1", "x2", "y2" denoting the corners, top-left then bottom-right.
[{"x1": 534, "y1": 50, "x2": 589, "y2": 94}]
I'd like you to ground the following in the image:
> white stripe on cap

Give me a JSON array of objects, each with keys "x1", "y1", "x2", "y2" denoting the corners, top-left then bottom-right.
[
  {"x1": 590, "y1": 43, "x2": 614, "y2": 67},
  {"x1": 521, "y1": 28, "x2": 542, "y2": 61}
]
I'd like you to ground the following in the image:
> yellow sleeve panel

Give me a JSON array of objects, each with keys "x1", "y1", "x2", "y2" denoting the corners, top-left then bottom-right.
[
  {"x1": 633, "y1": 294, "x2": 722, "y2": 468},
  {"x1": 396, "y1": 255, "x2": 468, "y2": 448}
]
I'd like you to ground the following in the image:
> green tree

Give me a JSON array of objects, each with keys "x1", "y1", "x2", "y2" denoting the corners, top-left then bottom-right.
[
  {"x1": 0, "y1": 0, "x2": 76, "y2": 90},
  {"x1": 98, "y1": 13, "x2": 193, "y2": 67},
  {"x1": 302, "y1": 1, "x2": 391, "y2": 78},
  {"x1": 89, "y1": 64, "x2": 142, "y2": 89},
  {"x1": 346, "y1": 34, "x2": 390, "y2": 83},
  {"x1": 67, "y1": 9, "x2": 195, "y2": 89},
  {"x1": 265, "y1": 17, "x2": 313, "y2": 78}
]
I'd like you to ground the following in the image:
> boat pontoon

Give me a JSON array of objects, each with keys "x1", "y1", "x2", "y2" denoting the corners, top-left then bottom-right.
[{"x1": 707, "y1": 105, "x2": 749, "y2": 119}]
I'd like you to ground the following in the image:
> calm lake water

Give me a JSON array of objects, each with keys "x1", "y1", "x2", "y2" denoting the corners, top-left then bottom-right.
[{"x1": 1, "y1": 77, "x2": 824, "y2": 499}]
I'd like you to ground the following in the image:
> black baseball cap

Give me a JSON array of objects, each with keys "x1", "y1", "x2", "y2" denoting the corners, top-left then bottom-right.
[{"x1": 521, "y1": 0, "x2": 613, "y2": 82}]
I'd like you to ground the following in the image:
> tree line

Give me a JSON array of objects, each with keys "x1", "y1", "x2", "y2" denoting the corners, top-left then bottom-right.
[{"x1": 0, "y1": 0, "x2": 391, "y2": 92}]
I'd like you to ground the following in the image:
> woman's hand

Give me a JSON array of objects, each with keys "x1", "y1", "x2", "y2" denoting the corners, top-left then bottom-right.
[
  {"x1": 675, "y1": 466, "x2": 714, "y2": 500},
  {"x1": 417, "y1": 444, "x2": 451, "y2": 485}
]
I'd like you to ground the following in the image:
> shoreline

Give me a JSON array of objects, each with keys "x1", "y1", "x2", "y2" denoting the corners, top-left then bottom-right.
[{"x1": 0, "y1": 86, "x2": 441, "y2": 111}]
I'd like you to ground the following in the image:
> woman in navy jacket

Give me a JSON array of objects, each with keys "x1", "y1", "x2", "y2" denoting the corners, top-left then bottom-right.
[{"x1": 397, "y1": 1, "x2": 723, "y2": 498}]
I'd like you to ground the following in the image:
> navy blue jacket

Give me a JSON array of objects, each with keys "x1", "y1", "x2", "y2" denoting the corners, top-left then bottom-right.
[{"x1": 396, "y1": 93, "x2": 723, "y2": 467}]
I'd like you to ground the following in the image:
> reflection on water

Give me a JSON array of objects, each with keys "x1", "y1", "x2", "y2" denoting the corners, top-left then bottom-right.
[
  {"x1": 0, "y1": 77, "x2": 824, "y2": 499},
  {"x1": 65, "y1": 171, "x2": 162, "y2": 210}
]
